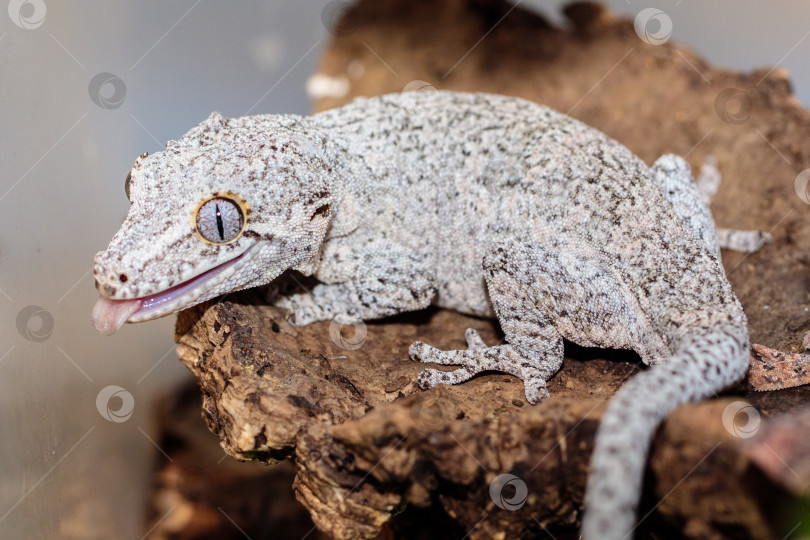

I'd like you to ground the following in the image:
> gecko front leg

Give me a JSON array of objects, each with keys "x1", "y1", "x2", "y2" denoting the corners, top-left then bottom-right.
[
  {"x1": 411, "y1": 242, "x2": 670, "y2": 404},
  {"x1": 275, "y1": 232, "x2": 437, "y2": 325}
]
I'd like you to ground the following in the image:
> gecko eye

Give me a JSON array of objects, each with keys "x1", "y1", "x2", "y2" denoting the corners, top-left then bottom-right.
[
  {"x1": 124, "y1": 172, "x2": 132, "y2": 202},
  {"x1": 194, "y1": 193, "x2": 249, "y2": 244},
  {"x1": 126, "y1": 152, "x2": 149, "y2": 203}
]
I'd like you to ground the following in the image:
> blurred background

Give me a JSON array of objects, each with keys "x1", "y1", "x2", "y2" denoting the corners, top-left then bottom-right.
[{"x1": 1, "y1": 0, "x2": 808, "y2": 537}]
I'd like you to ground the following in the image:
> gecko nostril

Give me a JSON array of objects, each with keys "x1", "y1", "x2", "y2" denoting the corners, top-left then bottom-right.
[{"x1": 119, "y1": 273, "x2": 129, "y2": 283}]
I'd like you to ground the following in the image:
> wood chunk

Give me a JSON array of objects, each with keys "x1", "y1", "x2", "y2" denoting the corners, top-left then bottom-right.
[
  {"x1": 745, "y1": 405, "x2": 810, "y2": 496},
  {"x1": 173, "y1": 295, "x2": 807, "y2": 539},
  {"x1": 750, "y1": 344, "x2": 810, "y2": 391},
  {"x1": 142, "y1": 384, "x2": 329, "y2": 540}
]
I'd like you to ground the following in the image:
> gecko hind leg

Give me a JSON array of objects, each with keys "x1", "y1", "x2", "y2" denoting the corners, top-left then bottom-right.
[
  {"x1": 652, "y1": 154, "x2": 722, "y2": 258},
  {"x1": 653, "y1": 154, "x2": 771, "y2": 256},
  {"x1": 695, "y1": 154, "x2": 721, "y2": 203},
  {"x1": 411, "y1": 243, "x2": 669, "y2": 404},
  {"x1": 698, "y1": 157, "x2": 773, "y2": 252}
]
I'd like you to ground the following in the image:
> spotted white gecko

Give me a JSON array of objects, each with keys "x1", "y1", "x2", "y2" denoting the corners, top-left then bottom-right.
[{"x1": 91, "y1": 91, "x2": 771, "y2": 539}]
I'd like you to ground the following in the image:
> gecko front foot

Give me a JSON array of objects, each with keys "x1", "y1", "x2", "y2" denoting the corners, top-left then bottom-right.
[
  {"x1": 410, "y1": 328, "x2": 551, "y2": 404},
  {"x1": 274, "y1": 292, "x2": 329, "y2": 326}
]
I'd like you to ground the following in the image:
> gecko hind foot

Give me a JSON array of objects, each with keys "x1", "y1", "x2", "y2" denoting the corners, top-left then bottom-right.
[
  {"x1": 715, "y1": 228, "x2": 772, "y2": 253},
  {"x1": 410, "y1": 328, "x2": 551, "y2": 404}
]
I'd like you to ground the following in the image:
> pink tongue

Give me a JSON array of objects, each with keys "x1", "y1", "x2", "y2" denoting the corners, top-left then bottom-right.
[{"x1": 91, "y1": 296, "x2": 143, "y2": 336}]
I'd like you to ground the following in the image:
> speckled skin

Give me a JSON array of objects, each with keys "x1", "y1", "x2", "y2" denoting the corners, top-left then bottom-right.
[{"x1": 94, "y1": 91, "x2": 754, "y2": 539}]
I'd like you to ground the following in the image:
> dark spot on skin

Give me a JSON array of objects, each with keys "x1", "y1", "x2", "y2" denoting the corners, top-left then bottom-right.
[
  {"x1": 311, "y1": 204, "x2": 330, "y2": 220},
  {"x1": 119, "y1": 274, "x2": 128, "y2": 283}
]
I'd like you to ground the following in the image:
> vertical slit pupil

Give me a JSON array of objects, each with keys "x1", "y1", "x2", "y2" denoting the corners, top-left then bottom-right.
[{"x1": 215, "y1": 204, "x2": 225, "y2": 240}]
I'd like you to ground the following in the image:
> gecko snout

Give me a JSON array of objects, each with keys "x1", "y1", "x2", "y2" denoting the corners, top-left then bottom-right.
[
  {"x1": 94, "y1": 276, "x2": 123, "y2": 298},
  {"x1": 93, "y1": 257, "x2": 137, "y2": 299}
]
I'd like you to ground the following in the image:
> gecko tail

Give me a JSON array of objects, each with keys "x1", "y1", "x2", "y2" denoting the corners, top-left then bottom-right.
[{"x1": 581, "y1": 324, "x2": 749, "y2": 540}]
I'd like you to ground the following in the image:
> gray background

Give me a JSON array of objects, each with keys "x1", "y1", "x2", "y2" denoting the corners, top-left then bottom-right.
[{"x1": 0, "y1": 1, "x2": 807, "y2": 537}]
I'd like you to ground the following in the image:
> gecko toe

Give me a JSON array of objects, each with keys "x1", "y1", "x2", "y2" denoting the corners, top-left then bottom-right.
[
  {"x1": 416, "y1": 368, "x2": 438, "y2": 389},
  {"x1": 465, "y1": 328, "x2": 487, "y2": 350},
  {"x1": 409, "y1": 341, "x2": 432, "y2": 362},
  {"x1": 410, "y1": 341, "x2": 467, "y2": 365},
  {"x1": 418, "y1": 366, "x2": 477, "y2": 389},
  {"x1": 524, "y1": 379, "x2": 550, "y2": 405},
  {"x1": 411, "y1": 330, "x2": 488, "y2": 365}
]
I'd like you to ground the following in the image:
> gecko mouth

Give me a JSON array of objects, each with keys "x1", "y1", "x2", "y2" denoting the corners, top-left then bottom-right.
[{"x1": 91, "y1": 243, "x2": 263, "y2": 335}]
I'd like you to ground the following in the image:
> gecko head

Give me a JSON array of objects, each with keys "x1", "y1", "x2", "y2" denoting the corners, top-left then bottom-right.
[{"x1": 91, "y1": 111, "x2": 334, "y2": 335}]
